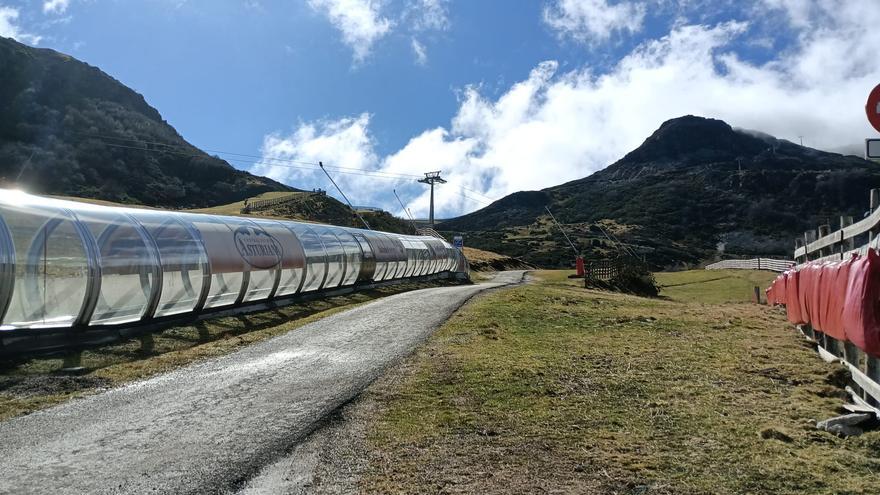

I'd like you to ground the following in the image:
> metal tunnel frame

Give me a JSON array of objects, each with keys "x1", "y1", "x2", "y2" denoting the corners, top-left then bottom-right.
[{"x1": 0, "y1": 189, "x2": 469, "y2": 355}]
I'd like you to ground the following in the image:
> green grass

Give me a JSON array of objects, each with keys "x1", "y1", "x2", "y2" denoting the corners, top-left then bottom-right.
[
  {"x1": 655, "y1": 269, "x2": 779, "y2": 304},
  {"x1": 360, "y1": 270, "x2": 880, "y2": 494}
]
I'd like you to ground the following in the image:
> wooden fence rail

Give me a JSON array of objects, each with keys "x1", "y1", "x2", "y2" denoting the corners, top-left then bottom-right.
[
  {"x1": 705, "y1": 258, "x2": 795, "y2": 272},
  {"x1": 794, "y1": 187, "x2": 880, "y2": 265},
  {"x1": 586, "y1": 258, "x2": 621, "y2": 282}
]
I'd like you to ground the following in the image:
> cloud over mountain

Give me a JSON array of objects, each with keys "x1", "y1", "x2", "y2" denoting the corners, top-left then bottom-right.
[{"x1": 255, "y1": 0, "x2": 879, "y2": 219}]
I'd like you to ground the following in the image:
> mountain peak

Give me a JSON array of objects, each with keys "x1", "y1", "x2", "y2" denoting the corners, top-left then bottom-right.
[{"x1": 618, "y1": 115, "x2": 769, "y2": 165}]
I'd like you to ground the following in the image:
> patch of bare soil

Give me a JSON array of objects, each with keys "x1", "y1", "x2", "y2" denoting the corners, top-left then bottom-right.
[{"x1": 0, "y1": 375, "x2": 111, "y2": 397}]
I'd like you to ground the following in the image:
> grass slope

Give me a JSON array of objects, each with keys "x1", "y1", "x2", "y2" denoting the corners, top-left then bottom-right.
[
  {"x1": 359, "y1": 271, "x2": 880, "y2": 494},
  {"x1": 462, "y1": 246, "x2": 533, "y2": 272},
  {"x1": 656, "y1": 269, "x2": 779, "y2": 304}
]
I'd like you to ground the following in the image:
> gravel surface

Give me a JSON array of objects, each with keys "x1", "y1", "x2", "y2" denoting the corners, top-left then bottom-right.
[{"x1": 0, "y1": 271, "x2": 525, "y2": 495}]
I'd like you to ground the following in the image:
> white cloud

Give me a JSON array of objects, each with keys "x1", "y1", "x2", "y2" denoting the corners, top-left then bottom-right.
[
  {"x1": 0, "y1": 6, "x2": 41, "y2": 45},
  {"x1": 257, "y1": 1, "x2": 880, "y2": 218},
  {"x1": 411, "y1": 37, "x2": 427, "y2": 65},
  {"x1": 759, "y1": 0, "x2": 816, "y2": 28},
  {"x1": 251, "y1": 113, "x2": 380, "y2": 190},
  {"x1": 43, "y1": 0, "x2": 70, "y2": 14},
  {"x1": 307, "y1": 0, "x2": 393, "y2": 62},
  {"x1": 405, "y1": 0, "x2": 450, "y2": 32},
  {"x1": 543, "y1": 0, "x2": 647, "y2": 43}
]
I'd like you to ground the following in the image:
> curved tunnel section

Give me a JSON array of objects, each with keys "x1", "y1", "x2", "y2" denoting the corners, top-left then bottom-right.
[{"x1": 0, "y1": 189, "x2": 469, "y2": 337}]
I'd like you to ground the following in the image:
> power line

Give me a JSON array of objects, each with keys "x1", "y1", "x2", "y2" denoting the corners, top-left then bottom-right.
[
  {"x1": 393, "y1": 189, "x2": 418, "y2": 232},
  {"x1": 457, "y1": 184, "x2": 496, "y2": 202},
  {"x1": 70, "y1": 130, "x2": 424, "y2": 179},
  {"x1": 595, "y1": 222, "x2": 639, "y2": 260},
  {"x1": 66, "y1": 130, "x2": 496, "y2": 205},
  {"x1": 93, "y1": 141, "x2": 418, "y2": 181},
  {"x1": 319, "y1": 162, "x2": 370, "y2": 230},
  {"x1": 544, "y1": 206, "x2": 579, "y2": 255}
]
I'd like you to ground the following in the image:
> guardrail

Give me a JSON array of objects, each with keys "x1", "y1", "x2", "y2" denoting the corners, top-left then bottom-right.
[
  {"x1": 705, "y1": 258, "x2": 795, "y2": 272},
  {"x1": 416, "y1": 227, "x2": 446, "y2": 240}
]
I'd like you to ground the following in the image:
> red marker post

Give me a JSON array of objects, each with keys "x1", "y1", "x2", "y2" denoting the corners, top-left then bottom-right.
[{"x1": 867, "y1": 84, "x2": 880, "y2": 134}]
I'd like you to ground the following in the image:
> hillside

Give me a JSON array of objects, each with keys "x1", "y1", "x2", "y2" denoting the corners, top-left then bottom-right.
[
  {"x1": 440, "y1": 116, "x2": 880, "y2": 268},
  {"x1": 0, "y1": 36, "x2": 290, "y2": 207},
  {"x1": 191, "y1": 192, "x2": 417, "y2": 234}
]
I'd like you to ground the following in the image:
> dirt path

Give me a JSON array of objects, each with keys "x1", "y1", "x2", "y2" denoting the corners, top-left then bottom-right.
[{"x1": 0, "y1": 272, "x2": 526, "y2": 495}]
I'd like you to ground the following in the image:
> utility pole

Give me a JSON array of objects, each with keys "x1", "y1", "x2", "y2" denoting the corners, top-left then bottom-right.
[
  {"x1": 318, "y1": 162, "x2": 371, "y2": 230},
  {"x1": 418, "y1": 171, "x2": 447, "y2": 228}
]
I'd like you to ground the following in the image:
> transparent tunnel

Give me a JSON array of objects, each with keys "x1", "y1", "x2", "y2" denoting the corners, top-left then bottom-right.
[{"x1": 0, "y1": 189, "x2": 467, "y2": 333}]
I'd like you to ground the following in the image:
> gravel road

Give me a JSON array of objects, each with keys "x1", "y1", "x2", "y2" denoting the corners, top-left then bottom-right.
[{"x1": 0, "y1": 271, "x2": 526, "y2": 495}]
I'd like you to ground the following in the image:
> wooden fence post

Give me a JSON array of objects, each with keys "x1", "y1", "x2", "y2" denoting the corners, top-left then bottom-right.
[
  {"x1": 817, "y1": 224, "x2": 830, "y2": 257},
  {"x1": 870, "y1": 189, "x2": 880, "y2": 243},
  {"x1": 804, "y1": 230, "x2": 817, "y2": 261},
  {"x1": 844, "y1": 342, "x2": 863, "y2": 396},
  {"x1": 794, "y1": 238, "x2": 805, "y2": 264},
  {"x1": 867, "y1": 356, "x2": 880, "y2": 406},
  {"x1": 802, "y1": 324, "x2": 815, "y2": 341},
  {"x1": 840, "y1": 216, "x2": 854, "y2": 254},
  {"x1": 825, "y1": 335, "x2": 842, "y2": 358}
]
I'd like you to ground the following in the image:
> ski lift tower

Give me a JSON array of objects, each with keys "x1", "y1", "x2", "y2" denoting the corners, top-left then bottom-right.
[{"x1": 418, "y1": 171, "x2": 447, "y2": 227}]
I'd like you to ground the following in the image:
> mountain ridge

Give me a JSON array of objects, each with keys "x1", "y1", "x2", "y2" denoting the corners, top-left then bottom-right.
[
  {"x1": 0, "y1": 36, "x2": 291, "y2": 207},
  {"x1": 440, "y1": 115, "x2": 880, "y2": 267}
]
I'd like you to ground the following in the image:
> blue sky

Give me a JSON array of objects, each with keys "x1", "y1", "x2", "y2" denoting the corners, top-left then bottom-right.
[{"x1": 1, "y1": 0, "x2": 879, "y2": 217}]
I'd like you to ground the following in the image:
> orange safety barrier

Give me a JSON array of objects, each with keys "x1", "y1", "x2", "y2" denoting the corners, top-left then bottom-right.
[
  {"x1": 820, "y1": 258, "x2": 850, "y2": 341},
  {"x1": 766, "y1": 251, "x2": 880, "y2": 358},
  {"x1": 811, "y1": 262, "x2": 830, "y2": 336},
  {"x1": 766, "y1": 271, "x2": 785, "y2": 306},
  {"x1": 843, "y1": 249, "x2": 880, "y2": 357},
  {"x1": 798, "y1": 263, "x2": 819, "y2": 328},
  {"x1": 784, "y1": 269, "x2": 805, "y2": 325}
]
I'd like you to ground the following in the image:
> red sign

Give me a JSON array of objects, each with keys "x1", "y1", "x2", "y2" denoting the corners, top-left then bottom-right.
[{"x1": 868, "y1": 84, "x2": 880, "y2": 134}]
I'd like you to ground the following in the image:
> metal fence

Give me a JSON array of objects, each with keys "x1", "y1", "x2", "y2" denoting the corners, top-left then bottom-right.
[
  {"x1": 705, "y1": 258, "x2": 795, "y2": 272},
  {"x1": 416, "y1": 227, "x2": 446, "y2": 241},
  {"x1": 240, "y1": 193, "x2": 303, "y2": 213}
]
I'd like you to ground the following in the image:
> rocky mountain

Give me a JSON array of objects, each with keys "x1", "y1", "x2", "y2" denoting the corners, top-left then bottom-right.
[
  {"x1": 439, "y1": 116, "x2": 880, "y2": 268},
  {"x1": 0, "y1": 36, "x2": 291, "y2": 207}
]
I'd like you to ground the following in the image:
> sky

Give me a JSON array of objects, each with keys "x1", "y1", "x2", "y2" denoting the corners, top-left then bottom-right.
[{"x1": 1, "y1": 0, "x2": 879, "y2": 218}]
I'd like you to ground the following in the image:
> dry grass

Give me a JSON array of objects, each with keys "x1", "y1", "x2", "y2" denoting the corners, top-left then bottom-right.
[
  {"x1": 188, "y1": 191, "x2": 301, "y2": 216},
  {"x1": 462, "y1": 247, "x2": 509, "y2": 264},
  {"x1": 462, "y1": 246, "x2": 532, "y2": 272},
  {"x1": 359, "y1": 270, "x2": 880, "y2": 494}
]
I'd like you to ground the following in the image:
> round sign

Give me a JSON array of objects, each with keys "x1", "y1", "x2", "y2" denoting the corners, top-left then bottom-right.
[
  {"x1": 234, "y1": 226, "x2": 283, "y2": 269},
  {"x1": 867, "y1": 84, "x2": 880, "y2": 134}
]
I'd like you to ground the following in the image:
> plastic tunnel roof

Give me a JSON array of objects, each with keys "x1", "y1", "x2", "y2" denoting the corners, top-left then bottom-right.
[{"x1": 0, "y1": 189, "x2": 464, "y2": 332}]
